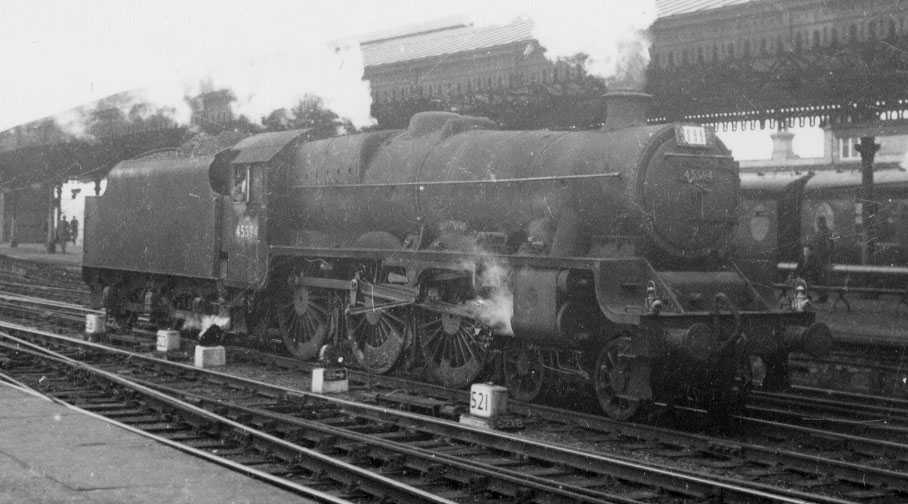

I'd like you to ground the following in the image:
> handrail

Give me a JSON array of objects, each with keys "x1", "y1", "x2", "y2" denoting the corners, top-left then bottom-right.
[{"x1": 778, "y1": 262, "x2": 908, "y2": 276}]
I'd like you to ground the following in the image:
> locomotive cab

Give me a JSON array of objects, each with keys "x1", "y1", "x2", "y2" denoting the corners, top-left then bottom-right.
[{"x1": 209, "y1": 129, "x2": 309, "y2": 289}]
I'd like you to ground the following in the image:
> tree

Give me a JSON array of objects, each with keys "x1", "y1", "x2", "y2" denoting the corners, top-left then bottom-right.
[{"x1": 261, "y1": 94, "x2": 355, "y2": 139}]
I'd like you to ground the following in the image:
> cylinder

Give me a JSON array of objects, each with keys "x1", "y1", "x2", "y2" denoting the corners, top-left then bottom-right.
[
  {"x1": 663, "y1": 322, "x2": 715, "y2": 361},
  {"x1": 783, "y1": 322, "x2": 832, "y2": 357}
]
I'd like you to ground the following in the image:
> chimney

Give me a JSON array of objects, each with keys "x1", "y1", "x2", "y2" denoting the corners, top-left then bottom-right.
[
  {"x1": 603, "y1": 90, "x2": 652, "y2": 131},
  {"x1": 771, "y1": 130, "x2": 796, "y2": 160}
]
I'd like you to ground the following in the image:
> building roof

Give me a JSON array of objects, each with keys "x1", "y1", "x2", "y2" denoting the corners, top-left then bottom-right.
[
  {"x1": 361, "y1": 17, "x2": 534, "y2": 68},
  {"x1": 360, "y1": 3, "x2": 771, "y2": 68},
  {"x1": 655, "y1": 0, "x2": 762, "y2": 18}
]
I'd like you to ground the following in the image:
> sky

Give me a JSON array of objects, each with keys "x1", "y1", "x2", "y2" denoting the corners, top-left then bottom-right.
[
  {"x1": 1, "y1": 0, "x2": 654, "y2": 129},
  {"x1": 1, "y1": 0, "x2": 817, "y2": 160}
]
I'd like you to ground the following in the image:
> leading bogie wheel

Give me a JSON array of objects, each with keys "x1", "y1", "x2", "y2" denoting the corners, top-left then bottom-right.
[
  {"x1": 502, "y1": 341, "x2": 546, "y2": 402},
  {"x1": 594, "y1": 336, "x2": 641, "y2": 420}
]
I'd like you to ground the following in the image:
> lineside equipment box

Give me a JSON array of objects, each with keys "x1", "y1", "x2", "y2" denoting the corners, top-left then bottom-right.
[
  {"x1": 156, "y1": 330, "x2": 181, "y2": 352},
  {"x1": 311, "y1": 367, "x2": 349, "y2": 394},
  {"x1": 194, "y1": 345, "x2": 226, "y2": 368},
  {"x1": 85, "y1": 314, "x2": 106, "y2": 335}
]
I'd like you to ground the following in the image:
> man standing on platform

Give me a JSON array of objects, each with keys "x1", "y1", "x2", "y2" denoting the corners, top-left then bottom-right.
[
  {"x1": 809, "y1": 216, "x2": 834, "y2": 301},
  {"x1": 56, "y1": 215, "x2": 70, "y2": 254},
  {"x1": 69, "y1": 216, "x2": 79, "y2": 246}
]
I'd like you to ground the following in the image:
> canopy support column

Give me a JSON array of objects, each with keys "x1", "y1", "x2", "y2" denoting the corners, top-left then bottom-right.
[{"x1": 855, "y1": 136, "x2": 880, "y2": 265}]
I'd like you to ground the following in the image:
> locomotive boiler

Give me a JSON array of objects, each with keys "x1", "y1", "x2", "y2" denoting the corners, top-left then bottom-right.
[{"x1": 83, "y1": 91, "x2": 832, "y2": 420}]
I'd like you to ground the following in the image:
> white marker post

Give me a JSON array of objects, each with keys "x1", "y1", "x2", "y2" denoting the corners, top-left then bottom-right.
[
  {"x1": 155, "y1": 330, "x2": 181, "y2": 352},
  {"x1": 84, "y1": 314, "x2": 106, "y2": 341},
  {"x1": 311, "y1": 367, "x2": 349, "y2": 394},
  {"x1": 459, "y1": 383, "x2": 521, "y2": 430}
]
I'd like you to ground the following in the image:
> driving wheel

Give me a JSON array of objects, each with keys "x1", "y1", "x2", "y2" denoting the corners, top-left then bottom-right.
[
  {"x1": 347, "y1": 306, "x2": 409, "y2": 374},
  {"x1": 594, "y1": 336, "x2": 641, "y2": 420},
  {"x1": 417, "y1": 308, "x2": 492, "y2": 388}
]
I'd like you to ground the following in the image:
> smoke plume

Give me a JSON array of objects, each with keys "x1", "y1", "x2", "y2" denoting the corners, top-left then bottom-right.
[{"x1": 472, "y1": 1, "x2": 657, "y2": 87}]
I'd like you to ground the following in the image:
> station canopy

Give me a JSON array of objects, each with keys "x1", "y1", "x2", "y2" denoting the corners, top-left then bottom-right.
[
  {"x1": 0, "y1": 92, "x2": 187, "y2": 191},
  {"x1": 647, "y1": 0, "x2": 908, "y2": 131}
]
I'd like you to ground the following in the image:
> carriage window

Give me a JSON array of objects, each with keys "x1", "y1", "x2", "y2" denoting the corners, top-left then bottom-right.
[{"x1": 232, "y1": 166, "x2": 250, "y2": 202}]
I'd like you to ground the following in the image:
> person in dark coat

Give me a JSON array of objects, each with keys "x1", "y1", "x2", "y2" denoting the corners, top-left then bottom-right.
[
  {"x1": 810, "y1": 216, "x2": 834, "y2": 270},
  {"x1": 69, "y1": 216, "x2": 79, "y2": 245},
  {"x1": 56, "y1": 216, "x2": 70, "y2": 254},
  {"x1": 809, "y1": 216, "x2": 834, "y2": 301}
]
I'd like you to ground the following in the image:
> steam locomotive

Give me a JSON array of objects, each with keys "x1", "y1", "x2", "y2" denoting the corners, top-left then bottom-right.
[{"x1": 83, "y1": 91, "x2": 831, "y2": 419}]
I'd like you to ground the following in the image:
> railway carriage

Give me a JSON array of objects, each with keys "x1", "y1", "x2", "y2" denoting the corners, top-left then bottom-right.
[
  {"x1": 737, "y1": 167, "x2": 908, "y2": 287},
  {"x1": 83, "y1": 92, "x2": 830, "y2": 420}
]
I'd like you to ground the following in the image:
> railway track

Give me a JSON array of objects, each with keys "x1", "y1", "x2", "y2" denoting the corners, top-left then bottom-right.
[
  {"x1": 0, "y1": 320, "x2": 902, "y2": 504},
  {"x1": 0, "y1": 338, "x2": 453, "y2": 504},
  {"x1": 3, "y1": 288, "x2": 908, "y2": 501},
  {"x1": 0, "y1": 321, "x2": 871, "y2": 504},
  {"x1": 789, "y1": 343, "x2": 908, "y2": 399},
  {"x1": 0, "y1": 291, "x2": 100, "y2": 326},
  {"x1": 231, "y1": 348, "x2": 908, "y2": 502}
]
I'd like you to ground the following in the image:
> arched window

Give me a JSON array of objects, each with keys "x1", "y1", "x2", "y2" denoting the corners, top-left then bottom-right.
[
  {"x1": 868, "y1": 20, "x2": 877, "y2": 40},
  {"x1": 813, "y1": 30, "x2": 821, "y2": 47},
  {"x1": 794, "y1": 31, "x2": 803, "y2": 51}
]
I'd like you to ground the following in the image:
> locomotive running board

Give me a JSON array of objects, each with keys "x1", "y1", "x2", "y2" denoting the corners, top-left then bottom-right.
[{"x1": 270, "y1": 245, "x2": 606, "y2": 270}]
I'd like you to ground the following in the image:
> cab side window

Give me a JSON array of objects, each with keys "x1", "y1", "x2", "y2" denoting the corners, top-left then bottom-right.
[{"x1": 232, "y1": 166, "x2": 249, "y2": 202}]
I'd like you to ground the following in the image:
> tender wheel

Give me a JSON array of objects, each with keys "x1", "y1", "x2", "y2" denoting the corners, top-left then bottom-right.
[
  {"x1": 347, "y1": 307, "x2": 409, "y2": 374},
  {"x1": 272, "y1": 285, "x2": 335, "y2": 360},
  {"x1": 594, "y1": 337, "x2": 641, "y2": 420},
  {"x1": 503, "y1": 342, "x2": 546, "y2": 402},
  {"x1": 417, "y1": 309, "x2": 492, "y2": 388}
]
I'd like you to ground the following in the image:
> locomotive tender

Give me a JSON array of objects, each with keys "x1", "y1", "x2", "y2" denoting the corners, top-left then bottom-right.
[{"x1": 83, "y1": 92, "x2": 831, "y2": 419}]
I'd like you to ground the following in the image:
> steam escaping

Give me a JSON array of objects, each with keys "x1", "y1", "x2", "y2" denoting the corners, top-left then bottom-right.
[
  {"x1": 182, "y1": 314, "x2": 231, "y2": 335},
  {"x1": 472, "y1": 1, "x2": 657, "y2": 87},
  {"x1": 473, "y1": 260, "x2": 514, "y2": 336},
  {"x1": 460, "y1": 254, "x2": 514, "y2": 336},
  {"x1": 190, "y1": 41, "x2": 373, "y2": 129}
]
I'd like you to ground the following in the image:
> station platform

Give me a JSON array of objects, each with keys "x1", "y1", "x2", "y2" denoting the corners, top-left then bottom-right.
[
  {"x1": 0, "y1": 382, "x2": 312, "y2": 503},
  {"x1": 812, "y1": 298, "x2": 907, "y2": 346},
  {"x1": 0, "y1": 242, "x2": 82, "y2": 271}
]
